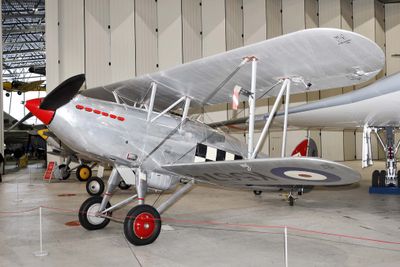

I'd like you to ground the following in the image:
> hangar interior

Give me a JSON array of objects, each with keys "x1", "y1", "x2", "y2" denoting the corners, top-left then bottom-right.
[
  {"x1": 42, "y1": 0, "x2": 400, "y2": 162},
  {"x1": 1, "y1": 0, "x2": 400, "y2": 266}
]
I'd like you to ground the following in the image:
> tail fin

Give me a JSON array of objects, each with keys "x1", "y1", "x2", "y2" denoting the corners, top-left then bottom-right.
[{"x1": 291, "y1": 138, "x2": 318, "y2": 157}]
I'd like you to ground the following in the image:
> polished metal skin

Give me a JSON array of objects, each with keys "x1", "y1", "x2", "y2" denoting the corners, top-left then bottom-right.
[{"x1": 50, "y1": 94, "x2": 245, "y2": 183}]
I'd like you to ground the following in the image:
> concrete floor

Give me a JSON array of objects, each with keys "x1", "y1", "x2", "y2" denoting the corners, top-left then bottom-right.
[{"x1": 0, "y1": 161, "x2": 400, "y2": 267}]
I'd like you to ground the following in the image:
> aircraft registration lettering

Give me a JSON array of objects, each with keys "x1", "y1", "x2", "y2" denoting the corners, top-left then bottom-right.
[{"x1": 189, "y1": 171, "x2": 278, "y2": 182}]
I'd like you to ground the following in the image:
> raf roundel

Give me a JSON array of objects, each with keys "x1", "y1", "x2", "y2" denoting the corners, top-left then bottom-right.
[{"x1": 271, "y1": 167, "x2": 341, "y2": 182}]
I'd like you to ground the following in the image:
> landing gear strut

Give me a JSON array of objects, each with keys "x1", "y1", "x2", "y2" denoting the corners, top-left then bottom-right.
[
  {"x1": 371, "y1": 127, "x2": 400, "y2": 187},
  {"x1": 78, "y1": 167, "x2": 194, "y2": 246}
]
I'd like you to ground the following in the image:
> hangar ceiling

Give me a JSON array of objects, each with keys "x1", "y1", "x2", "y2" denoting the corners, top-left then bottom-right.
[{"x1": 2, "y1": 0, "x2": 45, "y2": 81}]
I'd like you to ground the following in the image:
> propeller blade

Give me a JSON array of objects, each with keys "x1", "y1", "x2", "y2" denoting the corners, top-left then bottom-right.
[
  {"x1": 40, "y1": 74, "x2": 85, "y2": 110},
  {"x1": 6, "y1": 112, "x2": 33, "y2": 131}
]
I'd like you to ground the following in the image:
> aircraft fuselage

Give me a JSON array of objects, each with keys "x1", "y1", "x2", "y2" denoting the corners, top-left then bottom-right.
[{"x1": 49, "y1": 95, "x2": 245, "y2": 175}]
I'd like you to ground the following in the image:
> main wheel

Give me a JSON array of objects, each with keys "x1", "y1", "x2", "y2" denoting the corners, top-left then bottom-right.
[
  {"x1": 123, "y1": 205, "x2": 161, "y2": 246},
  {"x1": 76, "y1": 164, "x2": 92, "y2": 182},
  {"x1": 253, "y1": 190, "x2": 262, "y2": 196},
  {"x1": 79, "y1": 196, "x2": 111, "y2": 230},
  {"x1": 372, "y1": 170, "x2": 380, "y2": 187},
  {"x1": 118, "y1": 180, "x2": 131, "y2": 190},
  {"x1": 379, "y1": 170, "x2": 387, "y2": 187},
  {"x1": 17, "y1": 91, "x2": 22, "y2": 95},
  {"x1": 86, "y1": 177, "x2": 105, "y2": 196},
  {"x1": 58, "y1": 164, "x2": 71, "y2": 180},
  {"x1": 289, "y1": 195, "x2": 294, "y2": 206},
  {"x1": 5, "y1": 92, "x2": 10, "y2": 97}
]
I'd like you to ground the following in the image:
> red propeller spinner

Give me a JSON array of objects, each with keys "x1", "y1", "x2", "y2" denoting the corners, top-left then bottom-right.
[{"x1": 25, "y1": 98, "x2": 55, "y2": 125}]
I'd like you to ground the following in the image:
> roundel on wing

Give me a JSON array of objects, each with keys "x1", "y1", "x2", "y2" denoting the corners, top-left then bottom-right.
[{"x1": 271, "y1": 167, "x2": 341, "y2": 182}]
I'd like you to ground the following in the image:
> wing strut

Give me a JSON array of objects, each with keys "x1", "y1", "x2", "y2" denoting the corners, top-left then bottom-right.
[{"x1": 251, "y1": 78, "x2": 292, "y2": 159}]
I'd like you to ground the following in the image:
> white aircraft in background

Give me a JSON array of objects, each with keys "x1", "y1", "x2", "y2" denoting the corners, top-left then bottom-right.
[
  {"x1": 23, "y1": 28, "x2": 383, "y2": 246},
  {"x1": 272, "y1": 72, "x2": 400, "y2": 188}
]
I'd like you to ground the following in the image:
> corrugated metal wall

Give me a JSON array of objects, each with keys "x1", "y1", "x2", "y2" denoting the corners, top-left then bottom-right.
[
  {"x1": 58, "y1": 0, "x2": 85, "y2": 82},
  {"x1": 46, "y1": 0, "x2": 400, "y2": 161},
  {"x1": 85, "y1": 0, "x2": 111, "y2": 88},
  {"x1": 110, "y1": 0, "x2": 135, "y2": 82}
]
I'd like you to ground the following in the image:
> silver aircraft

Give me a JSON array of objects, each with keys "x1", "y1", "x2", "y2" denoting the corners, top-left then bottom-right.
[{"x1": 25, "y1": 28, "x2": 384, "y2": 246}]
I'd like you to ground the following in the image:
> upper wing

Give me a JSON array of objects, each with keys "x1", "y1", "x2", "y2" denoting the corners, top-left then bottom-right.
[
  {"x1": 162, "y1": 157, "x2": 360, "y2": 189},
  {"x1": 82, "y1": 28, "x2": 384, "y2": 110}
]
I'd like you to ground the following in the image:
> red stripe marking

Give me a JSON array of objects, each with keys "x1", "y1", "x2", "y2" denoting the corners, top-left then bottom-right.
[
  {"x1": 117, "y1": 116, "x2": 125, "y2": 121},
  {"x1": 85, "y1": 107, "x2": 93, "y2": 112},
  {"x1": 93, "y1": 109, "x2": 101, "y2": 114},
  {"x1": 137, "y1": 198, "x2": 144, "y2": 200},
  {"x1": 76, "y1": 105, "x2": 84, "y2": 110},
  {"x1": 110, "y1": 114, "x2": 117, "y2": 119},
  {"x1": 102, "y1": 112, "x2": 109, "y2": 117}
]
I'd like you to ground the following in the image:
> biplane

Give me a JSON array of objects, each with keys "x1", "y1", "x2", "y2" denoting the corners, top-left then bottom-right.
[{"x1": 24, "y1": 28, "x2": 384, "y2": 246}]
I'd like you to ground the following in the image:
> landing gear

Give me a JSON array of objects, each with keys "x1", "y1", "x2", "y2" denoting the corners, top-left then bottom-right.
[
  {"x1": 79, "y1": 196, "x2": 111, "y2": 230},
  {"x1": 123, "y1": 205, "x2": 161, "y2": 246},
  {"x1": 58, "y1": 164, "x2": 71, "y2": 180},
  {"x1": 369, "y1": 127, "x2": 399, "y2": 187},
  {"x1": 17, "y1": 91, "x2": 22, "y2": 95},
  {"x1": 76, "y1": 164, "x2": 92, "y2": 181},
  {"x1": 118, "y1": 180, "x2": 131, "y2": 190},
  {"x1": 288, "y1": 194, "x2": 295, "y2": 206},
  {"x1": 253, "y1": 190, "x2": 262, "y2": 196},
  {"x1": 5, "y1": 92, "x2": 10, "y2": 97},
  {"x1": 287, "y1": 189, "x2": 297, "y2": 206},
  {"x1": 78, "y1": 167, "x2": 195, "y2": 246},
  {"x1": 86, "y1": 177, "x2": 105, "y2": 196}
]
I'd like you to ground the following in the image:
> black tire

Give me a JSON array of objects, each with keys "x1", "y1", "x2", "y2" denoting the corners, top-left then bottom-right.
[
  {"x1": 297, "y1": 188, "x2": 303, "y2": 196},
  {"x1": 5, "y1": 93, "x2": 10, "y2": 97},
  {"x1": 86, "y1": 177, "x2": 105, "y2": 196},
  {"x1": 76, "y1": 164, "x2": 92, "y2": 182},
  {"x1": 379, "y1": 170, "x2": 387, "y2": 187},
  {"x1": 79, "y1": 196, "x2": 111, "y2": 230},
  {"x1": 372, "y1": 170, "x2": 380, "y2": 187},
  {"x1": 58, "y1": 164, "x2": 71, "y2": 180},
  {"x1": 17, "y1": 91, "x2": 22, "y2": 95},
  {"x1": 289, "y1": 196, "x2": 294, "y2": 206},
  {"x1": 398, "y1": 171, "x2": 400, "y2": 188},
  {"x1": 124, "y1": 205, "x2": 161, "y2": 246},
  {"x1": 253, "y1": 190, "x2": 262, "y2": 196},
  {"x1": 118, "y1": 180, "x2": 131, "y2": 190}
]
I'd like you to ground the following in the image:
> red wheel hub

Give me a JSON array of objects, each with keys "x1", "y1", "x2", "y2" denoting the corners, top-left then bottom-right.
[{"x1": 133, "y1": 212, "x2": 156, "y2": 239}]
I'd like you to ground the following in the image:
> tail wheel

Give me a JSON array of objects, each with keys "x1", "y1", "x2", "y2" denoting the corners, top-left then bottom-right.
[
  {"x1": 58, "y1": 164, "x2": 71, "y2": 180},
  {"x1": 372, "y1": 170, "x2": 379, "y2": 187},
  {"x1": 253, "y1": 190, "x2": 262, "y2": 196},
  {"x1": 123, "y1": 205, "x2": 161, "y2": 246},
  {"x1": 79, "y1": 196, "x2": 111, "y2": 230},
  {"x1": 379, "y1": 170, "x2": 387, "y2": 187},
  {"x1": 76, "y1": 164, "x2": 92, "y2": 182},
  {"x1": 86, "y1": 177, "x2": 105, "y2": 196},
  {"x1": 289, "y1": 195, "x2": 295, "y2": 206},
  {"x1": 118, "y1": 180, "x2": 131, "y2": 190}
]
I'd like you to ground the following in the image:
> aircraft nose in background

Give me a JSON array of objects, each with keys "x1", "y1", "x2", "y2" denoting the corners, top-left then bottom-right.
[{"x1": 25, "y1": 98, "x2": 55, "y2": 125}]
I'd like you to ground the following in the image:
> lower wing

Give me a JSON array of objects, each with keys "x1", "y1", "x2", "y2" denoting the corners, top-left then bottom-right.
[{"x1": 162, "y1": 157, "x2": 360, "y2": 190}]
